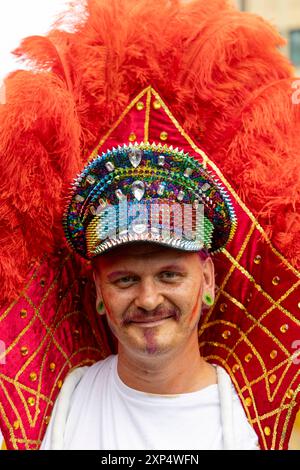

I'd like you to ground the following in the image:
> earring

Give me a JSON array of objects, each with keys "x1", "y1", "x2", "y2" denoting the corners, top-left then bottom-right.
[
  {"x1": 96, "y1": 300, "x2": 105, "y2": 315},
  {"x1": 203, "y1": 293, "x2": 214, "y2": 306}
]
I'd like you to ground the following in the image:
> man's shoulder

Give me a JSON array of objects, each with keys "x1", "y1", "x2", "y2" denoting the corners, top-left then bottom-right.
[
  {"x1": 67, "y1": 354, "x2": 116, "y2": 389},
  {"x1": 40, "y1": 354, "x2": 117, "y2": 449}
]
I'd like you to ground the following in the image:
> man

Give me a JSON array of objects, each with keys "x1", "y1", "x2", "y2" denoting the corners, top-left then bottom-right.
[
  {"x1": 41, "y1": 242, "x2": 258, "y2": 448},
  {"x1": 39, "y1": 135, "x2": 258, "y2": 449},
  {"x1": 0, "y1": 0, "x2": 299, "y2": 451}
]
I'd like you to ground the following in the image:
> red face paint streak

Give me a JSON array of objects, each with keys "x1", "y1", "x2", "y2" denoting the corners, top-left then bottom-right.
[
  {"x1": 189, "y1": 287, "x2": 202, "y2": 324},
  {"x1": 103, "y1": 301, "x2": 116, "y2": 325},
  {"x1": 143, "y1": 329, "x2": 157, "y2": 355}
]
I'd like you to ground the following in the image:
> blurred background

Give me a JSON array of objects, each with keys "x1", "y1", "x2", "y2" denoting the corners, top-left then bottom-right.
[
  {"x1": 0, "y1": 0, "x2": 69, "y2": 81},
  {"x1": 235, "y1": 0, "x2": 300, "y2": 75},
  {"x1": 0, "y1": 1, "x2": 299, "y2": 81},
  {"x1": 0, "y1": 0, "x2": 299, "y2": 450}
]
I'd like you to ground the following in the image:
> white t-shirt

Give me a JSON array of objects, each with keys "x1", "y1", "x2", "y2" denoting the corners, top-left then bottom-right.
[{"x1": 41, "y1": 355, "x2": 259, "y2": 450}]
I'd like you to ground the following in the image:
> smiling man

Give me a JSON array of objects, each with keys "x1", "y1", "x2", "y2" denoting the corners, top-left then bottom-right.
[{"x1": 40, "y1": 140, "x2": 259, "y2": 450}]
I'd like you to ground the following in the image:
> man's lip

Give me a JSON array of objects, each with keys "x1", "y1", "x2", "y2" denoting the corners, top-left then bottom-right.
[{"x1": 127, "y1": 315, "x2": 174, "y2": 324}]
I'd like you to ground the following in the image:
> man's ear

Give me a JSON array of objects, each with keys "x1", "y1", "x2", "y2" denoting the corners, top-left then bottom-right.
[
  {"x1": 202, "y1": 256, "x2": 215, "y2": 303},
  {"x1": 93, "y1": 271, "x2": 106, "y2": 315}
]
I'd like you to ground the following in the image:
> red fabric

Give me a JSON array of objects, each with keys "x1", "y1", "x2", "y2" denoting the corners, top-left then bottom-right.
[{"x1": 0, "y1": 0, "x2": 299, "y2": 450}]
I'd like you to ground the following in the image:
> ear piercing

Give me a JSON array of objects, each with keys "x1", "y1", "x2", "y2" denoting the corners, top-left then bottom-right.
[
  {"x1": 203, "y1": 293, "x2": 214, "y2": 306},
  {"x1": 97, "y1": 300, "x2": 104, "y2": 314}
]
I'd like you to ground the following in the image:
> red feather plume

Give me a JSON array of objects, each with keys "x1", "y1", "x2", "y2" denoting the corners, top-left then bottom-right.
[{"x1": 0, "y1": 0, "x2": 299, "y2": 303}]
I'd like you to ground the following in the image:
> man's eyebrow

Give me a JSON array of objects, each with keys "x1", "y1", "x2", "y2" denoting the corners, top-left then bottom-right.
[
  {"x1": 159, "y1": 264, "x2": 186, "y2": 272},
  {"x1": 107, "y1": 270, "x2": 137, "y2": 281}
]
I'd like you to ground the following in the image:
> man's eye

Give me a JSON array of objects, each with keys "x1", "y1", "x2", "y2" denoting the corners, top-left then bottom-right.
[
  {"x1": 160, "y1": 271, "x2": 179, "y2": 279},
  {"x1": 116, "y1": 276, "x2": 137, "y2": 284}
]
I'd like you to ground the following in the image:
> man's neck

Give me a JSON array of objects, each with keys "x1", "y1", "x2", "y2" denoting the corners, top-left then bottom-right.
[{"x1": 117, "y1": 339, "x2": 217, "y2": 395}]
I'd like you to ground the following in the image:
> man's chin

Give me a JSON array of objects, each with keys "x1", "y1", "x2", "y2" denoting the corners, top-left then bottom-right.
[
  {"x1": 136, "y1": 346, "x2": 173, "y2": 358},
  {"x1": 127, "y1": 337, "x2": 176, "y2": 359},
  {"x1": 118, "y1": 320, "x2": 180, "y2": 358}
]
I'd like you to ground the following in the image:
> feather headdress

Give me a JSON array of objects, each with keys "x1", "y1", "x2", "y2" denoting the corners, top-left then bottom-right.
[{"x1": 0, "y1": 0, "x2": 299, "y2": 450}]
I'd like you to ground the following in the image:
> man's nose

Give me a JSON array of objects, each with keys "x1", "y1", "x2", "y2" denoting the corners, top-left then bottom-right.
[{"x1": 134, "y1": 278, "x2": 164, "y2": 311}]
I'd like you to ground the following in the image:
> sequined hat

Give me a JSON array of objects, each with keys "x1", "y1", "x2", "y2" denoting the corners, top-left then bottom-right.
[
  {"x1": 1, "y1": 0, "x2": 300, "y2": 451},
  {"x1": 63, "y1": 140, "x2": 237, "y2": 259}
]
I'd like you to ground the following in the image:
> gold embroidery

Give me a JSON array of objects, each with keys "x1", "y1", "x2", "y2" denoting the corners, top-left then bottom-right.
[
  {"x1": 0, "y1": 399, "x2": 17, "y2": 449},
  {"x1": 136, "y1": 101, "x2": 144, "y2": 111},
  {"x1": 0, "y1": 379, "x2": 28, "y2": 449},
  {"x1": 279, "y1": 385, "x2": 300, "y2": 449},
  {"x1": 0, "y1": 261, "x2": 42, "y2": 323},
  {"x1": 202, "y1": 318, "x2": 280, "y2": 400},
  {"x1": 280, "y1": 324, "x2": 289, "y2": 333},
  {"x1": 20, "y1": 309, "x2": 27, "y2": 319},
  {"x1": 199, "y1": 223, "x2": 257, "y2": 331},
  {"x1": 0, "y1": 374, "x2": 51, "y2": 403},
  {"x1": 150, "y1": 88, "x2": 209, "y2": 167},
  {"x1": 89, "y1": 86, "x2": 152, "y2": 160},
  {"x1": 14, "y1": 310, "x2": 85, "y2": 427},
  {"x1": 159, "y1": 131, "x2": 168, "y2": 141},
  {"x1": 128, "y1": 132, "x2": 136, "y2": 142},
  {"x1": 152, "y1": 99, "x2": 161, "y2": 109},
  {"x1": 222, "y1": 249, "x2": 300, "y2": 326},
  {"x1": 144, "y1": 88, "x2": 151, "y2": 142},
  {"x1": 220, "y1": 290, "x2": 290, "y2": 356},
  {"x1": 0, "y1": 252, "x2": 107, "y2": 433},
  {"x1": 264, "y1": 426, "x2": 271, "y2": 436},
  {"x1": 0, "y1": 254, "x2": 72, "y2": 362},
  {"x1": 239, "y1": 354, "x2": 300, "y2": 395}
]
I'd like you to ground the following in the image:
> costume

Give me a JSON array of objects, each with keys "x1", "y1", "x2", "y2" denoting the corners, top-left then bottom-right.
[{"x1": 0, "y1": 0, "x2": 299, "y2": 450}]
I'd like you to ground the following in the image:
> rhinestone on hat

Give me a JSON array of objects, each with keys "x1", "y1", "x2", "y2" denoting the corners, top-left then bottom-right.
[
  {"x1": 131, "y1": 180, "x2": 145, "y2": 201},
  {"x1": 128, "y1": 148, "x2": 143, "y2": 168}
]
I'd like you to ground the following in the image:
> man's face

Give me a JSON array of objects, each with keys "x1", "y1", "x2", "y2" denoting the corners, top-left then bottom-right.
[{"x1": 93, "y1": 243, "x2": 214, "y2": 360}]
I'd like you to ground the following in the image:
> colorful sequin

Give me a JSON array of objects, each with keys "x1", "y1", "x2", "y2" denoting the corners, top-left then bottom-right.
[{"x1": 63, "y1": 143, "x2": 237, "y2": 259}]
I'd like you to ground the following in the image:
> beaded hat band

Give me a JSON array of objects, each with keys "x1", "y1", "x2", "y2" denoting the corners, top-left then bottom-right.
[{"x1": 63, "y1": 142, "x2": 237, "y2": 259}]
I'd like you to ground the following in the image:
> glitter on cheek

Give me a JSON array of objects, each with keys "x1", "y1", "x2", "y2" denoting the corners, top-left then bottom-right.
[{"x1": 143, "y1": 329, "x2": 157, "y2": 354}]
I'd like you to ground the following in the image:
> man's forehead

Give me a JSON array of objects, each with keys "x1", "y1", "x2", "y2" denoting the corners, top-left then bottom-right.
[{"x1": 93, "y1": 243, "x2": 192, "y2": 268}]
